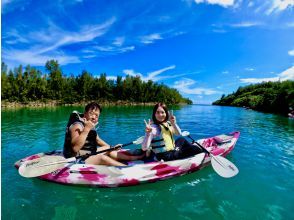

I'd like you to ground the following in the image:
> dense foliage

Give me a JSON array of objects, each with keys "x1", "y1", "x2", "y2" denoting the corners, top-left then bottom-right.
[
  {"x1": 1, "y1": 60, "x2": 192, "y2": 105},
  {"x1": 213, "y1": 81, "x2": 294, "y2": 115}
]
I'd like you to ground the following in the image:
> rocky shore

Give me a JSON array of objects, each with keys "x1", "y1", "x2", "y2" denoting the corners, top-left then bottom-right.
[{"x1": 1, "y1": 100, "x2": 160, "y2": 109}]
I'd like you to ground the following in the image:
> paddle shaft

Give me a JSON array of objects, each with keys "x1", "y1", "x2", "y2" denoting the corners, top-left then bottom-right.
[
  {"x1": 64, "y1": 142, "x2": 132, "y2": 162},
  {"x1": 187, "y1": 135, "x2": 224, "y2": 163},
  {"x1": 187, "y1": 135, "x2": 211, "y2": 155},
  {"x1": 187, "y1": 135, "x2": 230, "y2": 169},
  {"x1": 36, "y1": 141, "x2": 138, "y2": 168}
]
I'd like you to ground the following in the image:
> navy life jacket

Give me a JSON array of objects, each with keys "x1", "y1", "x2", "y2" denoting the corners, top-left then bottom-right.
[{"x1": 63, "y1": 111, "x2": 97, "y2": 158}]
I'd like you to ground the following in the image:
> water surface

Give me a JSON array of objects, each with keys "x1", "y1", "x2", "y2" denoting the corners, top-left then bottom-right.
[{"x1": 2, "y1": 105, "x2": 294, "y2": 219}]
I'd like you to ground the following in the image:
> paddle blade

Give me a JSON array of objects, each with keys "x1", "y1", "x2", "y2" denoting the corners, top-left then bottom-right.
[
  {"x1": 211, "y1": 155, "x2": 239, "y2": 178},
  {"x1": 181, "y1": 131, "x2": 190, "y2": 137},
  {"x1": 133, "y1": 136, "x2": 145, "y2": 145},
  {"x1": 18, "y1": 156, "x2": 68, "y2": 178}
]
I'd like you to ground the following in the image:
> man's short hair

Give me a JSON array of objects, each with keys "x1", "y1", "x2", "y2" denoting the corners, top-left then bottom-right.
[{"x1": 85, "y1": 102, "x2": 102, "y2": 113}]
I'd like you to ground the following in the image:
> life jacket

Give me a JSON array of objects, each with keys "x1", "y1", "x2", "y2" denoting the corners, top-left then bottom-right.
[
  {"x1": 63, "y1": 111, "x2": 97, "y2": 158},
  {"x1": 151, "y1": 122, "x2": 175, "y2": 154}
]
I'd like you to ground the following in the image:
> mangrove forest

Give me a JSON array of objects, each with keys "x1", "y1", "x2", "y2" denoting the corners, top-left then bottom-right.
[
  {"x1": 213, "y1": 80, "x2": 294, "y2": 116},
  {"x1": 1, "y1": 60, "x2": 192, "y2": 105}
]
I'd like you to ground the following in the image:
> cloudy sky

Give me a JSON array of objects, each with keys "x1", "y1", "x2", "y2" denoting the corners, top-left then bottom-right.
[{"x1": 2, "y1": 0, "x2": 294, "y2": 103}]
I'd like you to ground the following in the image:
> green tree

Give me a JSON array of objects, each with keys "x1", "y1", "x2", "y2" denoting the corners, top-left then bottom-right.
[{"x1": 46, "y1": 60, "x2": 64, "y2": 99}]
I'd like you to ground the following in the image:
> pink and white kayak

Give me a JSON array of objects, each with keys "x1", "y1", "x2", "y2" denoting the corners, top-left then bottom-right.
[{"x1": 15, "y1": 131, "x2": 240, "y2": 187}]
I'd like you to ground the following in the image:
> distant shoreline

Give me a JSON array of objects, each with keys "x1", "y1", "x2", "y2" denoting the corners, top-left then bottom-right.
[{"x1": 1, "y1": 100, "x2": 188, "y2": 109}]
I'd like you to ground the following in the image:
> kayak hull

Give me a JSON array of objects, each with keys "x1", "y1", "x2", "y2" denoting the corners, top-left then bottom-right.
[{"x1": 15, "y1": 131, "x2": 240, "y2": 187}]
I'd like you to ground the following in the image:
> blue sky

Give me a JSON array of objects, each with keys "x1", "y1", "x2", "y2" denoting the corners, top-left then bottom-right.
[{"x1": 2, "y1": 0, "x2": 294, "y2": 104}]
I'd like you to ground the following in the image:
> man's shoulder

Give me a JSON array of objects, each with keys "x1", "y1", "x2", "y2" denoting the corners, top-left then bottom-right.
[{"x1": 69, "y1": 121, "x2": 84, "y2": 131}]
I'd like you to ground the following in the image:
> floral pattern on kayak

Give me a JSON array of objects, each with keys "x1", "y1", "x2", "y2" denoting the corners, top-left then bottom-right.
[{"x1": 15, "y1": 131, "x2": 240, "y2": 187}]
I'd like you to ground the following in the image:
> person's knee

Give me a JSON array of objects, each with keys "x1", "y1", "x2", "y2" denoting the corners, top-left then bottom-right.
[{"x1": 100, "y1": 154, "x2": 110, "y2": 162}]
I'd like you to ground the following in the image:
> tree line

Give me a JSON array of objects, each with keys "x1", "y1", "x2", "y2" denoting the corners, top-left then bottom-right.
[
  {"x1": 213, "y1": 80, "x2": 294, "y2": 116},
  {"x1": 1, "y1": 60, "x2": 192, "y2": 105}
]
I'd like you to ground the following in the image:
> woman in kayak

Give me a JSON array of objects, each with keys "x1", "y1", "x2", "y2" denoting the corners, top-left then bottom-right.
[
  {"x1": 142, "y1": 102, "x2": 202, "y2": 161},
  {"x1": 63, "y1": 102, "x2": 144, "y2": 166}
]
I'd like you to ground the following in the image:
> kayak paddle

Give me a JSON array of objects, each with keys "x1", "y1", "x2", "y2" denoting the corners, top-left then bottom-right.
[
  {"x1": 185, "y1": 132, "x2": 239, "y2": 178},
  {"x1": 18, "y1": 136, "x2": 145, "y2": 178}
]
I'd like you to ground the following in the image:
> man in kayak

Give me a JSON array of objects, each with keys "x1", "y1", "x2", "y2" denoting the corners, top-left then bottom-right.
[
  {"x1": 63, "y1": 102, "x2": 143, "y2": 166},
  {"x1": 142, "y1": 103, "x2": 203, "y2": 161}
]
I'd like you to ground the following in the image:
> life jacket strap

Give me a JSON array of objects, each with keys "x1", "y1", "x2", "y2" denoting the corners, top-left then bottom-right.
[
  {"x1": 152, "y1": 145, "x2": 165, "y2": 149},
  {"x1": 151, "y1": 139, "x2": 164, "y2": 143}
]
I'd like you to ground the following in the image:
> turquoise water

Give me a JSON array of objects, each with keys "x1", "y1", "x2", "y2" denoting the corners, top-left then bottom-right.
[{"x1": 2, "y1": 105, "x2": 294, "y2": 219}]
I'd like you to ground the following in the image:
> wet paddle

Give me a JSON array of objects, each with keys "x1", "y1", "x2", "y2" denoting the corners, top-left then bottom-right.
[
  {"x1": 18, "y1": 136, "x2": 145, "y2": 178},
  {"x1": 185, "y1": 132, "x2": 239, "y2": 178}
]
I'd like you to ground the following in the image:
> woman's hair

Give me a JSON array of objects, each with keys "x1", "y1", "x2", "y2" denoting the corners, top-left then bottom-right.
[
  {"x1": 152, "y1": 102, "x2": 169, "y2": 124},
  {"x1": 85, "y1": 102, "x2": 102, "y2": 113}
]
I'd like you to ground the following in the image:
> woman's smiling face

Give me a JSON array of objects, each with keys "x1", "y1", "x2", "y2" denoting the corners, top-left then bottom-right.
[{"x1": 155, "y1": 106, "x2": 167, "y2": 123}]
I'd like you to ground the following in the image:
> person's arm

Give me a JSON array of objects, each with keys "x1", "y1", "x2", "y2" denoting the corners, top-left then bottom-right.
[
  {"x1": 142, "y1": 122, "x2": 159, "y2": 151},
  {"x1": 70, "y1": 120, "x2": 94, "y2": 153},
  {"x1": 96, "y1": 134, "x2": 111, "y2": 148},
  {"x1": 169, "y1": 115, "x2": 181, "y2": 135},
  {"x1": 142, "y1": 131, "x2": 153, "y2": 151}
]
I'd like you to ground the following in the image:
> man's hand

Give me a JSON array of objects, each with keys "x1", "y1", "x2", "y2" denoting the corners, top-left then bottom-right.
[
  {"x1": 83, "y1": 118, "x2": 95, "y2": 132},
  {"x1": 112, "y1": 144, "x2": 123, "y2": 151}
]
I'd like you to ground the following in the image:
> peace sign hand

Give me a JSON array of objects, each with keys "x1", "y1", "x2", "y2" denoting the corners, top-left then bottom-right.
[
  {"x1": 144, "y1": 119, "x2": 152, "y2": 133},
  {"x1": 169, "y1": 111, "x2": 176, "y2": 125}
]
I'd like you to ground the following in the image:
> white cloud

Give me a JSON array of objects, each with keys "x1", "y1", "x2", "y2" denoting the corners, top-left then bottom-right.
[
  {"x1": 36, "y1": 18, "x2": 116, "y2": 54},
  {"x1": 94, "y1": 45, "x2": 135, "y2": 53},
  {"x1": 212, "y1": 29, "x2": 227, "y2": 33},
  {"x1": 240, "y1": 66, "x2": 294, "y2": 83},
  {"x1": 288, "y1": 50, "x2": 294, "y2": 56},
  {"x1": 1, "y1": 0, "x2": 27, "y2": 14},
  {"x1": 2, "y1": 49, "x2": 80, "y2": 66},
  {"x1": 222, "y1": 71, "x2": 229, "y2": 74},
  {"x1": 267, "y1": 0, "x2": 294, "y2": 14},
  {"x1": 140, "y1": 33, "x2": 162, "y2": 44},
  {"x1": 212, "y1": 21, "x2": 262, "y2": 33},
  {"x1": 123, "y1": 69, "x2": 143, "y2": 78},
  {"x1": 147, "y1": 65, "x2": 176, "y2": 80},
  {"x1": 194, "y1": 0, "x2": 235, "y2": 8},
  {"x1": 83, "y1": 54, "x2": 97, "y2": 59},
  {"x1": 113, "y1": 37, "x2": 125, "y2": 46},
  {"x1": 2, "y1": 0, "x2": 13, "y2": 4},
  {"x1": 3, "y1": 29, "x2": 29, "y2": 44},
  {"x1": 106, "y1": 76, "x2": 123, "y2": 81},
  {"x1": 245, "y1": 67, "x2": 255, "y2": 71},
  {"x1": 122, "y1": 65, "x2": 181, "y2": 82},
  {"x1": 230, "y1": 22, "x2": 263, "y2": 28},
  {"x1": 240, "y1": 77, "x2": 279, "y2": 83},
  {"x1": 173, "y1": 78, "x2": 221, "y2": 95},
  {"x1": 2, "y1": 18, "x2": 116, "y2": 66},
  {"x1": 279, "y1": 66, "x2": 294, "y2": 80},
  {"x1": 248, "y1": 1, "x2": 254, "y2": 7}
]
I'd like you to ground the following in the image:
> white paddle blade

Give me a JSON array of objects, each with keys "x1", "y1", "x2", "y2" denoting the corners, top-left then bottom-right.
[
  {"x1": 211, "y1": 155, "x2": 239, "y2": 178},
  {"x1": 133, "y1": 136, "x2": 145, "y2": 145},
  {"x1": 18, "y1": 156, "x2": 68, "y2": 178},
  {"x1": 181, "y1": 131, "x2": 190, "y2": 137}
]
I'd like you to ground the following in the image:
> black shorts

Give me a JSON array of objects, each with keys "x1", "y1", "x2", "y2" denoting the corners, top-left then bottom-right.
[{"x1": 155, "y1": 137, "x2": 203, "y2": 161}]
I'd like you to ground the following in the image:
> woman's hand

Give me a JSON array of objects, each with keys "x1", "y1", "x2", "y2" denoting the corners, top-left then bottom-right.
[
  {"x1": 169, "y1": 115, "x2": 177, "y2": 125},
  {"x1": 144, "y1": 119, "x2": 152, "y2": 133}
]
